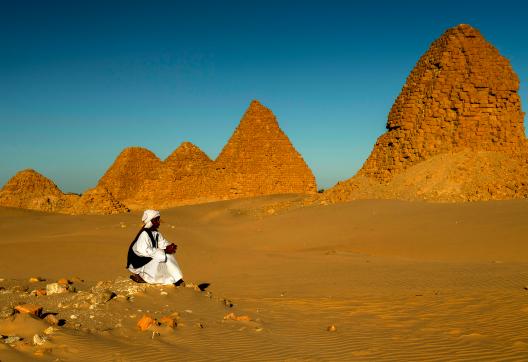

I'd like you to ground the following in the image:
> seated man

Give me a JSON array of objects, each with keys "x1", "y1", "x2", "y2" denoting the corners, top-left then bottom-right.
[{"x1": 127, "y1": 209, "x2": 184, "y2": 286}]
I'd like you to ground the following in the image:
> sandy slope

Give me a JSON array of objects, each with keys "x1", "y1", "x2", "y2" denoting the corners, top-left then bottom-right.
[{"x1": 1, "y1": 196, "x2": 528, "y2": 361}]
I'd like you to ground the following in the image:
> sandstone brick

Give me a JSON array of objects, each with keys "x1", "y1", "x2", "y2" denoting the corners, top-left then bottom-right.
[
  {"x1": 358, "y1": 24, "x2": 526, "y2": 182},
  {"x1": 326, "y1": 24, "x2": 528, "y2": 203},
  {"x1": 15, "y1": 304, "x2": 43, "y2": 317},
  {"x1": 137, "y1": 314, "x2": 157, "y2": 331}
]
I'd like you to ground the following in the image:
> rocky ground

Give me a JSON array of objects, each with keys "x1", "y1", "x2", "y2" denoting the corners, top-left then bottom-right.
[{"x1": 0, "y1": 276, "x2": 259, "y2": 360}]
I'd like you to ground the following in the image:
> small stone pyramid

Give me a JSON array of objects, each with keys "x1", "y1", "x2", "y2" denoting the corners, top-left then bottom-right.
[
  {"x1": 0, "y1": 169, "x2": 78, "y2": 212},
  {"x1": 72, "y1": 186, "x2": 130, "y2": 215},
  {"x1": 164, "y1": 142, "x2": 212, "y2": 176},
  {"x1": 96, "y1": 147, "x2": 162, "y2": 205},
  {"x1": 214, "y1": 100, "x2": 317, "y2": 196},
  {"x1": 359, "y1": 24, "x2": 526, "y2": 182}
]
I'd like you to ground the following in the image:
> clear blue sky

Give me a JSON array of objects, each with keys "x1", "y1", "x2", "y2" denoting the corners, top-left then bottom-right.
[{"x1": 1, "y1": 0, "x2": 527, "y2": 193}]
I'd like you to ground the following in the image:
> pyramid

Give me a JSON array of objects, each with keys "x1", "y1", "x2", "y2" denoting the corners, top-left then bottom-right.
[
  {"x1": 327, "y1": 24, "x2": 528, "y2": 202},
  {"x1": 213, "y1": 100, "x2": 317, "y2": 197},
  {"x1": 0, "y1": 169, "x2": 78, "y2": 212},
  {"x1": 164, "y1": 142, "x2": 212, "y2": 177},
  {"x1": 2, "y1": 101, "x2": 318, "y2": 213},
  {"x1": 96, "y1": 147, "x2": 163, "y2": 207},
  {"x1": 359, "y1": 24, "x2": 526, "y2": 182},
  {"x1": 72, "y1": 186, "x2": 130, "y2": 215}
]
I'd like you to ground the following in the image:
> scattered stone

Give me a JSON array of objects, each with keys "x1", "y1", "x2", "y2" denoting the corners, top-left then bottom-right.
[
  {"x1": 90, "y1": 290, "x2": 117, "y2": 304},
  {"x1": 159, "y1": 314, "x2": 178, "y2": 328},
  {"x1": 137, "y1": 315, "x2": 157, "y2": 332},
  {"x1": 70, "y1": 315, "x2": 78, "y2": 320},
  {"x1": 327, "y1": 325, "x2": 337, "y2": 332},
  {"x1": 15, "y1": 304, "x2": 43, "y2": 317},
  {"x1": 43, "y1": 327, "x2": 56, "y2": 335},
  {"x1": 160, "y1": 291, "x2": 168, "y2": 296},
  {"x1": 46, "y1": 282, "x2": 69, "y2": 295},
  {"x1": 223, "y1": 312, "x2": 251, "y2": 321},
  {"x1": 3, "y1": 336, "x2": 22, "y2": 344},
  {"x1": 29, "y1": 276, "x2": 45, "y2": 283},
  {"x1": 31, "y1": 289, "x2": 47, "y2": 296},
  {"x1": 523, "y1": 286, "x2": 528, "y2": 291},
  {"x1": 33, "y1": 334, "x2": 48, "y2": 346},
  {"x1": 184, "y1": 309, "x2": 193, "y2": 314},
  {"x1": 57, "y1": 278, "x2": 71, "y2": 286},
  {"x1": 44, "y1": 314, "x2": 61, "y2": 326},
  {"x1": 10, "y1": 285, "x2": 28, "y2": 292},
  {"x1": 0, "y1": 306, "x2": 15, "y2": 318}
]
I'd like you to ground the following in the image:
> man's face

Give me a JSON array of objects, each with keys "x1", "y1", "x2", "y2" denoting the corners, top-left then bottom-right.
[{"x1": 151, "y1": 216, "x2": 161, "y2": 229}]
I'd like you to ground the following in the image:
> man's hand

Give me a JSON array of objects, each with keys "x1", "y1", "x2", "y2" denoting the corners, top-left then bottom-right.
[{"x1": 165, "y1": 243, "x2": 177, "y2": 254}]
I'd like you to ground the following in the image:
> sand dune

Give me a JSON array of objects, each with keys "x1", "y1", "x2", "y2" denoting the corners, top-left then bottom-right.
[{"x1": 1, "y1": 196, "x2": 528, "y2": 360}]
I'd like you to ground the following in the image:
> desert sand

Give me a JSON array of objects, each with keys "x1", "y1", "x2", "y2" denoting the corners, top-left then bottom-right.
[{"x1": 1, "y1": 195, "x2": 528, "y2": 361}]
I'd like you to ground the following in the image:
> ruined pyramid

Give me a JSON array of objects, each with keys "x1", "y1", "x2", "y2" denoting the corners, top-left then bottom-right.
[
  {"x1": 0, "y1": 169, "x2": 129, "y2": 214},
  {"x1": 0, "y1": 169, "x2": 77, "y2": 213},
  {"x1": 327, "y1": 24, "x2": 528, "y2": 202}
]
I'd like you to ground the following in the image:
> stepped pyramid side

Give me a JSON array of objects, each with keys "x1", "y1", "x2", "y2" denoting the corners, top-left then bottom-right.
[
  {"x1": 325, "y1": 24, "x2": 528, "y2": 203},
  {"x1": 164, "y1": 142, "x2": 213, "y2": 176},
  {"x1": 72, "y1": 186, "x2": 130, "y2": 215},
  {"x1": 359, "y1": 24, "x2": 526, "y2": 182},
  {"x1": 213, "y1": 100, "x2": 317, "y2": 197},
  {"x1": 96, "y1": 147, "x2": 162, "y2": 206}
]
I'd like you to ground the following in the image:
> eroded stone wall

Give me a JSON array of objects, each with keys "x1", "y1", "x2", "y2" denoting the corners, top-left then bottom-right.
[{"x1": 359, "y1": 24, "x2": 526, "y2": 182}]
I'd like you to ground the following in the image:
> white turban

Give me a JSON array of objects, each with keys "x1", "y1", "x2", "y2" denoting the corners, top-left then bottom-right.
[{"x1": 142, "y1": 209, "x2": 160, "y2": 229}]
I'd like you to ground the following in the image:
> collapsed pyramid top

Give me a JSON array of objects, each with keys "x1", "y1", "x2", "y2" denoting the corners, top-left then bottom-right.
[{"x1": 359, "y1": 24, "x2": 526, "y2": 181}]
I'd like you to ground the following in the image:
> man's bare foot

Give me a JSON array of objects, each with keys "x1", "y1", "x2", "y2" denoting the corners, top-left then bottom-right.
[{"x1": 130, "y1": 274, "x2": 146, "y2": 283}]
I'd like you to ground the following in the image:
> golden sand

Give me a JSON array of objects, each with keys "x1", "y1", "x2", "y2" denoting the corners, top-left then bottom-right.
[{"x1": 1, "y1": 196, "x2": 528, "y2": 360}]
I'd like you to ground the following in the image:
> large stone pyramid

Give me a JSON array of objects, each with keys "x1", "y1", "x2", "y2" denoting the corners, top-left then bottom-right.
[
  {"x1": 213, "y1": 100, "x2": 317, "y2": 197},
  {"x1": 360, "y1": 24, "x2": 526, "y2": 181},
  {"x1": 0, "y1": 100, "x2": 315, "y2": 213},
  {"x1": 327, "y1": 24, "x2": 528, "y2": 202}
]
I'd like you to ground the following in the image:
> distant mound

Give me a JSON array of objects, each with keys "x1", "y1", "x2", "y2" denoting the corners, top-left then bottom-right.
[
  {"x1": 327, "y1": 24, "x2": 528, "y2": 202},
  {"x1": 0, "y1": 169, "x2": 129, "y2": 214},
  {"x1": 326, "y1": 151, "x2": 528, "y2": 202}
]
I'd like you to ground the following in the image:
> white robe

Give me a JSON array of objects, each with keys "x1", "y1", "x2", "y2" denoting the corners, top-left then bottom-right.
[{"x1": 128, "y1": 230, "x2": 183, "y2": 284}]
